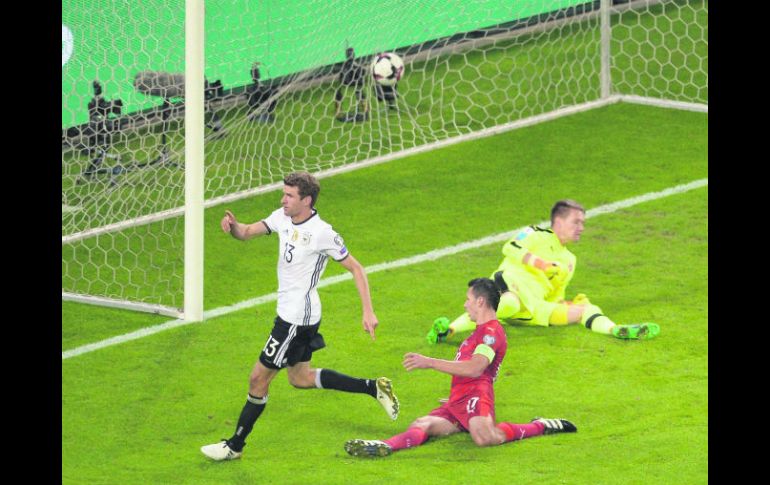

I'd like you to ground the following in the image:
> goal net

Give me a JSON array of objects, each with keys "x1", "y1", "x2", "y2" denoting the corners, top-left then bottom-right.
[{"x1": 61, "y1": 0, "x2": 708, "y2": 318}]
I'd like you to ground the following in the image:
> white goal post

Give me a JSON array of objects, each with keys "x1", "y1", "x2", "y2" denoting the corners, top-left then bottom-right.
[{"x1": 61, "y1": 0, "x2": 707, "y2": 319}]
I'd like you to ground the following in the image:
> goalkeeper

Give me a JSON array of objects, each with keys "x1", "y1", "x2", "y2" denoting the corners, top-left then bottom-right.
[{"x1": 426, "y1": 199, "x2": 660, "y2": 343}]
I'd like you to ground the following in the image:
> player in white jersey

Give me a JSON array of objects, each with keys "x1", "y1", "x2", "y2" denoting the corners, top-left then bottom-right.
[
  {"x1": 201, "y1": 172, "x2": 399, "y2": 461},
  {"x1": 262, "y1": 203, "x2": 345, "y2": 327}
]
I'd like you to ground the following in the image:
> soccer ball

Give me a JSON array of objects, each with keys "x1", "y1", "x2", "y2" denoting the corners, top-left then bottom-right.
[{"x1": 371, "y1": 53, "x2": 404, "y2": 87}]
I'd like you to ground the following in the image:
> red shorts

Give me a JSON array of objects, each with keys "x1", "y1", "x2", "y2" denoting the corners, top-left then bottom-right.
[{"x1": 428, "y1": 388, "x2": 496, "y2": 432}]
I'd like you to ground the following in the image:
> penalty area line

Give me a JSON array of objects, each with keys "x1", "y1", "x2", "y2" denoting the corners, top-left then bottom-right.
[{"x1": 62, "y1": 178, "x2": 707, "y2": 360}]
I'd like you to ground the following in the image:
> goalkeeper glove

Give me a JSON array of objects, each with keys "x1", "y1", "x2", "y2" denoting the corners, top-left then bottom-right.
[
  {"x1": 544, "y1": 262, "x2": 569, "y2": 286},
  {"x1": 571, "y1": 293, "x2": 591, "y2": 306}
]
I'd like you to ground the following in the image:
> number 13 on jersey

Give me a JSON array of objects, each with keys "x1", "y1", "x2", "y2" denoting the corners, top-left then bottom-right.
[{"x1": 284, "y1": 243, "x2": 295, "y2": 262}]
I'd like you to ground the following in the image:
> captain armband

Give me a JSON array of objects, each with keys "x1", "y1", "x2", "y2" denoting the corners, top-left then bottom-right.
[{"x1": 473, "y1": 344, "x2": 496, "y2": 363}]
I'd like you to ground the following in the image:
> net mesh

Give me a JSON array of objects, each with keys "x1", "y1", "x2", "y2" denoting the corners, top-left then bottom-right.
[{"x1": 61, "y1": 0, "x2": 707, "y2": 313}]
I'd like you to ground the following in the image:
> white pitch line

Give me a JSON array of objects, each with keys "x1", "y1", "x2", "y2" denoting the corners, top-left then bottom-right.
[{"x1": 62, "y1": 178, "x2": 707, "y2": 360}]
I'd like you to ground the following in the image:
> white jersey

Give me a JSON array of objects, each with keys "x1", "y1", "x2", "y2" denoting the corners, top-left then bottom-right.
[{"x1": 262, "y1": 208, "x2": 349, "y2": 326}]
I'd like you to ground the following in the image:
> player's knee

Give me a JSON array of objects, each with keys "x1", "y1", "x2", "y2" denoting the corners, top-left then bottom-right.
[
  {"x1": 549, "y1": 304, "x2": 569, "y2": 325},
  {"x1": 248, "y1": 370, "x2": 261, "y2": 387},
  {"x1": 411, "y1": 417, "x2": 446, "y2": 437},
  {"x1": 287, "y1": 370, "x2": 315, "y2": 389},
  {"x1": 286, "y1": 373, "x2": 303, "y2": 388},
  {"x1": 248, "y1": 371, "x2": 271, "y2": 395},
  {"x1": 470, "y1": 429, "x2": 496, "y2": 447},
  {"x1": 496, "y1": 292, "x2": 521, "y2": 320},
  {"x1": 410, "y1": 416, "x2": 432, "y2": 430},
  {"x1": 470, "y1": 433, "x2": 487, "y2": 447}
]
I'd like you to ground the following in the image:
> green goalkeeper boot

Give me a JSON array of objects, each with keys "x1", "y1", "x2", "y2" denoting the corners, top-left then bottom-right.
[
  {"x1": 426, "y1": 317, "x2": 450, "y2": 344},
  {"x1": 611, "y1": 322, "x2": 660, "y2": 340}
]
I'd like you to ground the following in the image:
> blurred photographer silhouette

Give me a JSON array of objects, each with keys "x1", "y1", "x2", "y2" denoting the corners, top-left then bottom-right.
[
  {"x1": 246, "y1": 62, "x2": 278, "y2": 123},
  {"x1": 334, "y1": 47, "x2": 369, "y2": 122},
  {"x1": 78, "y1": 80, "x2": 124, "y2": 182}
]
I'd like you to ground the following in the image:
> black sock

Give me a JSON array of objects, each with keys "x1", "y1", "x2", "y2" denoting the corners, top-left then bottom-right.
[
  {"x1": 319, "y1": 369, "x2": 376, "y2": 397},
  {"x1": 227, "y1": 394, "x2": 267, "y2": 452}
]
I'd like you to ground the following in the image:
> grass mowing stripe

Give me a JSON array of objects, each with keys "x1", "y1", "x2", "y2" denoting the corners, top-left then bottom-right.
[{"x1": 62, "y1": 177, "x2": 707, "y2": 360}]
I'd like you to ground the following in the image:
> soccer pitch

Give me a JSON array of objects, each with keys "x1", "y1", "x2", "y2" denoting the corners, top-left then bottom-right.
[{"x1": 62, "y1": 102, "x2": 707, "y2": 484}]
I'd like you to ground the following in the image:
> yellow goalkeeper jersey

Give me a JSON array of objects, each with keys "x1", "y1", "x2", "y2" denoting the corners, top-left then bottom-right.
[{"x1": 495, "y1": 226, "x2": 576, "y2": 303}]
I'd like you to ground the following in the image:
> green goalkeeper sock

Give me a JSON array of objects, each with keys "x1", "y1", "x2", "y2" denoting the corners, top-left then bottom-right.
[{"x1": 449, "y1": 313, "x2": 477, "y2": 336}]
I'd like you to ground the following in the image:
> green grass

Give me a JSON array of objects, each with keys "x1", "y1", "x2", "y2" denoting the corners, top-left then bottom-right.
[{"x1": 62, "y1": 101, "x2": 707, "y2": 484}]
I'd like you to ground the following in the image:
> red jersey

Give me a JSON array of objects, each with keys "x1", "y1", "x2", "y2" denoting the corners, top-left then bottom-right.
[{"x1": 449, "y1": 319, "x2": 507, "y2": 400}]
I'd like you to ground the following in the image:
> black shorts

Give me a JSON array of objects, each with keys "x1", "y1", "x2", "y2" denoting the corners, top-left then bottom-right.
[{"x1": 259, "y1": 316, "x2": 326, "y2": 370}]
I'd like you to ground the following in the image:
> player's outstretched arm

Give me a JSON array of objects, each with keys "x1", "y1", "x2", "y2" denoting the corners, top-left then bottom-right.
[
  {"x1": 220, "y1": 210, "x2": 270, "y2": 240},
  {"x1": 403, "y1": 353, "x2": 489, "y2": 378},
  {"x1": 338, "y1": 254, "x2": 378, "y2": 340}
]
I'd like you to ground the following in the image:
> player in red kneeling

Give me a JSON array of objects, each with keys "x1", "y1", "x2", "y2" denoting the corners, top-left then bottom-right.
[{"x1": 344, "y1": 277, "x2": 576, "y2": 458}]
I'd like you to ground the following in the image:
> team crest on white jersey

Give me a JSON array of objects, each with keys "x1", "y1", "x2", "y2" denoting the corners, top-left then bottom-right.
[{"x1": 290, "y1": 230, "x2": 312, "y2": 246}]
